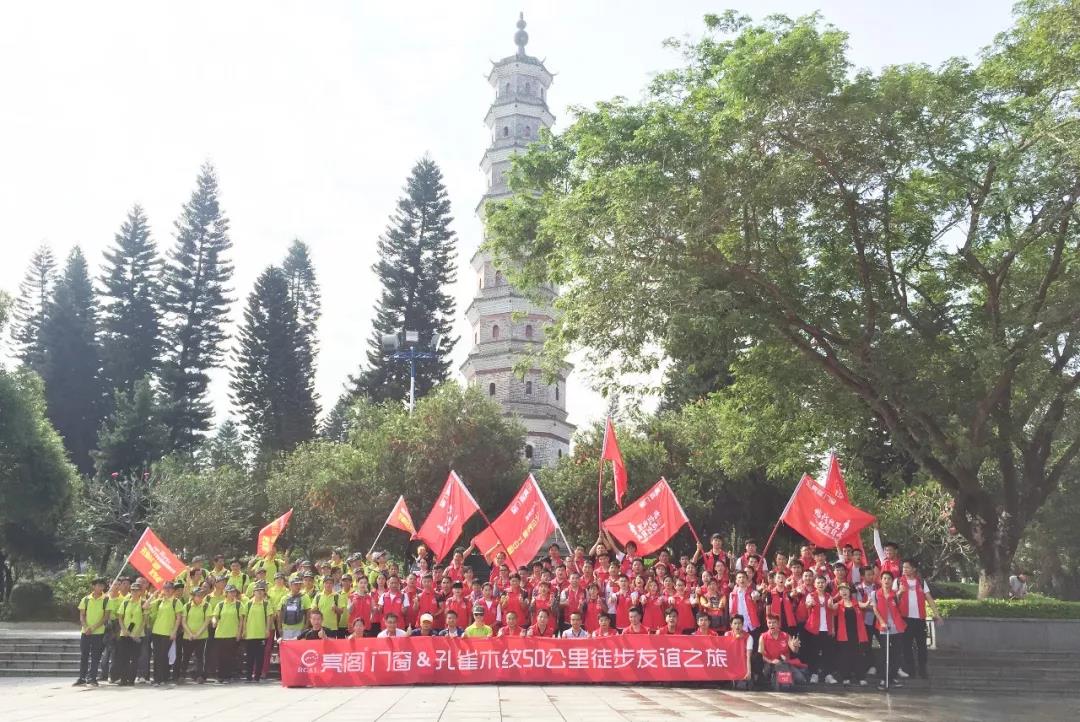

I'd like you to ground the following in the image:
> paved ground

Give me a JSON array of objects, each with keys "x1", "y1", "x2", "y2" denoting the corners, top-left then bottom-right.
[{"x1": 1, "y1": 678, "x2": 1075, "y2": 722}]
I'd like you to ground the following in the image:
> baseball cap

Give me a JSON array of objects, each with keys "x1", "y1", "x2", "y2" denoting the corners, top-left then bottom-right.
[{"x1": 419, "y1": 613, "x2": 434, "y2": 623}]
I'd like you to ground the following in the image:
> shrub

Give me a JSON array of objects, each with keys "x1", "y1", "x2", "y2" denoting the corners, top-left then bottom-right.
[
  {"x1": 51, "y1": 568, "x2": 101, "y2": 618},
  {"x1": 937, "y1": 597, "x2": 1080, "y2": 619},
  {"x1": 9, "y1": 581, "x2": 55, "y2": 620},
  {"x1": 929, "y1": 581, "x2": 978, "y2": 600}
]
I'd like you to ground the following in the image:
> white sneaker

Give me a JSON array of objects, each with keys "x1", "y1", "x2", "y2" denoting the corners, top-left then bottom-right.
[
  {"x1": 859, "y1": 680, "x2": 868, "y2": 687},
  {"x1": 825, "y1": 675, "x2": 838, "y2": 685},
  {"x1": 867, "y1": 666, "x2": 877, "y2": 676},
  {"x1": 897, "y1": 668, "x2": 910, "y2": 679},
  {"x1": 810, "y1": 673, "x2": 819, "y2": 684}
]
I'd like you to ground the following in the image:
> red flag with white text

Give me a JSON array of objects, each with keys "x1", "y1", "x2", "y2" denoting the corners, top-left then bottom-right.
[
  {"x1": 416, "y1": 471, "x2": 481, "y2": 563},
  {"x1": 128, "y1": 527, "x2": 186, "y2": 589},
  {"x1": 257, "y1": 508, "x2": 293, "y2": 556},
  {"x1": 819, "y1": 454, "x2": 867, "y2": 556},
  {"x1": 602, "y1": 478, "x2": 691, "y2": 556},
  {"x1": 386, "y1": 495, "x2": 417, "y2": 537},
  {"x1": 471, "y1": 474, "x2": 559, "y2": 570},
  {"x1": 601, "y1": 417, "x2": 628, "y2": 507},
  {"x1": 782, "y1": 475, "x2": 876, "y2": 549}
]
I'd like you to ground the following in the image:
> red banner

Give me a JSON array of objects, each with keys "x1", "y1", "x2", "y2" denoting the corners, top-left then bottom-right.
[
  {"x1": 781, "y1": 475, "x2": 876, "y2": 549},
  {"x1": 416, "y1": 471, "x2": 481, "y2": 563},
  {"x1": 820, "y1": 455, "x2": 867, "y2": 555},
  {"x1": 386, "y1": 495, "x2": 417, "y2": 536},
  {"x1": 602, "y1": 478, "x2": 691, "y2": 555},
  {"x1": 279, "y1": 635, "x2": 748, "y2": 687},
  {"x1": 257, "y1": 508, "x2": 293, "y2": 556},
  {"x1": 128, "y1": 527, "x2": 186, "y2": 590},
  {"x1": 471, "y1": 474, "x2": 558, "y2": 570},
  {"x1": 601, "y1": 417, "x2": 628, "y2": 507}
]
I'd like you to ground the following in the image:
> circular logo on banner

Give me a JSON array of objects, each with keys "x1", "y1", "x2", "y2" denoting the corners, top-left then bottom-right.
[{"x1": 300, "y1": 649, "x2": 320, "y2": 668}]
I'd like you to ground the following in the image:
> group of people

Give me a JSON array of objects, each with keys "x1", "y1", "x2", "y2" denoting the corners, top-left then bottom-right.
[{"x1": 73, "y1": 527, "x2": 941, "y2": 691}]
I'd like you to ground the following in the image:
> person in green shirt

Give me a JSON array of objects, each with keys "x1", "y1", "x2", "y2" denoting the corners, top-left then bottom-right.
[
  {"x1": 115, "y1": 580, "x2": 146, "y2": 686},
  {"x1": 244, "y1": 568, "x2": 268, "y2": 597},
  {"x1": 300, "y1": 571, "x2": 317, "y2": 603},
  {"x1": 179, "y1": 586, "x2": 212, "y2": 683},
  {"x1": 101, "y1": 577, "x2": 129, "y2": 683},
  {"x1": 463, "y1": 605, "x2": 494, "y2": 638},
  {"x1": 208, "y1": 554, "x2": 228, "y2": 582},
  {"x1": 312, "y1": 577, "x2": 345, "y2": 638},
  {"x1": 278, "y1": 576, "x2": 312, "y2": 641},
  {"x1": 240, "y1": 582, "x2": 274, "y2": 682},
  {"x1": 75, "y1": 577, "x2": 111, "y2": 686},
  {"x1": 148, "y1": 581, "x2": 183, "y2": 685},
  {"x1": 207, "y1": 575, "x2": 228, "y2": 613},
  {"x1": 267, "y1": 572, "x2": 290, "y2": 612},
  {"x1": 211, "y1": 585, "x2": 243, "y2": 683},
  {"x1": 249, "y1": 546, "x2": 287, "y2": 581},
  {"x1": 226, "y1": 559, "x2": 249, "y2": 594}
]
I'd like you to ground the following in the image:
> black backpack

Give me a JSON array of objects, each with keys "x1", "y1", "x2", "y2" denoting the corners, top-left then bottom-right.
[{"x1": 282, "y1": 595, "x2": 305, "y2": 626}]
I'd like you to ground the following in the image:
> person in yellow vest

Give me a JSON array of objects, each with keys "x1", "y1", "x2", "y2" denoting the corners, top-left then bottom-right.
[
  {"x1": 147, "y1": 580, "x2": 183, "y2": 686},
  {"x1": 226, "y1": 559, "x2": 249, "y2": 595},
  {"x1": 114, "y1": 580, "x2": 146, "y2": 686},
  {"x1": 211, "y1": 584, "x2": 243, "y2": 684},
  {"x1": 75, "y1": 577, "x2": 111, "y2": 686},
  {"x1": 240, "y1": 582, "x2": 275, "y2": 682},
  {"x1": 313, "y1": 576, "x2": 345, "y2": 638},
  {"x1": 179, "y1": 586, "x2": 212, "y2": 684}
]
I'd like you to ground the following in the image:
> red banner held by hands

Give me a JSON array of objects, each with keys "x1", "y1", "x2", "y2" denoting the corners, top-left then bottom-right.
[
  {"x1": 128, "y1": 527, "x2": 186, "y2": 590},
  {"x1": 416, "y1": 471, "x2": 481, "y2": 563},
  {"x1": 257, "y1": 508, "x2": 293, "y2": 557},
  {"x1": 471, "y1": 474, "x2": 559, "y2": 570},
  {"x1": 781, "y1": 475, "x2": 876, "y2": 549},
  {"x1": 386, "y1": 495, "x2": 417, "y2": 537},
  {"x1": 602, "y1": 478, "x2": 691, "y2": 556}
]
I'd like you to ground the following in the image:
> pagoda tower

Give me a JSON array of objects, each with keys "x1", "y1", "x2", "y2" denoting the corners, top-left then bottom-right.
[{"x1": 461, "y1": 14, "x2": 573, "y2": 469}]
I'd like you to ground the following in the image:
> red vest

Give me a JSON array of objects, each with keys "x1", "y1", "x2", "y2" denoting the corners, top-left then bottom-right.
[
  {"x1": 478, "y1": 597, "x2": 501, "y2": 627},
  {"x1": 766, "y1": 588, "x2": 796, "y2": 628},
  {"x1": 415, "y1": 590, "x2": 442, "y2": 628},
  {"x1": 897, "y1": 576, "x2": 927, "y2": 619},
  {"x1": 613, "y1": 591, "x2": 633, "y2": 629},
  {"x1": 443, "y1": 596, "x2": 471, "y2": 625},
  {"x1": 761, "y1": 630, "x2": 790, "y2": 660},
  {"x1": 562, "y1": 588, "x2": 584, "y2": 624},
  {"x1": 497, "y1": 625, "x2": 525, "y2": 637},
  {"x1": 502, "y1": 590, "x2": 528, "y2": 625},
  {"x1": 655, "y1": 625, "x2": 682, "y2": 635},
  {"x1": 878, "y1": 558, "x2": 901, "y2": 578},
  {"x1": 672, "y1": 594, "x2": 695, "y2": 630},
  {"x1": 800, "y1": 592, "x2": 833, "y2": 636},
  {"x1": 640, "y1": 593, "x2": 665, "y2": 630},
  {"x1": 528, "y1": 622, "x2": 556, "y2": 638},
  {"x1": 348, "y1": 593, "x2": 372, "y2": 631},
  {"x1": 833, "y1": 603, "x2": 868, "y2": 643},
  {"x1": 875, "y1": 588, "x2": 908, "y2": 633},
  {"x1": 702, "y1": 550, "x2": 728, "y2": 575},
  {"x1": 591, "y1": 627, "x2": 618, "y2": 637},
  {"x1": 379, "y1": 592, "x2": 406, "y2": 621},
  {"x1": 583, "y1": 599, "x2": 603, "y2": 632},
  {"x1": 728, "y1": 587, "x2": 760, "y2": 629}
]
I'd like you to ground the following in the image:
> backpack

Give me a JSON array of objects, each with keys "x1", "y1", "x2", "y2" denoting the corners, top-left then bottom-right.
[{"x1": 282, "y1": 595, "x2": 305, "y2": 626}]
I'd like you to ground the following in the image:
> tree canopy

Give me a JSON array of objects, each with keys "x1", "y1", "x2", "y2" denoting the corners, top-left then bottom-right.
[{"x1": 486, "y1": 1, "x2": 1080, "y2": 596}]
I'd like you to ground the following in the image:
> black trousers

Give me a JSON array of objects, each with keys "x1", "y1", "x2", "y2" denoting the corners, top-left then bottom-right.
[
  {"x1": 901, "y1": 618, "x2": 928, "y2": 675},
  {"x1": 100, "y1": 634, "x2": 116, "y2": 680},
  {"x1": 137, "y1": 634, "x2": 151, "y2": 680},
  {"x1": 834, "y1": 639, "x2": 865, "y2": 681},
  {"x1": 151, "y1": 634, "x2": 173, "y2": 683},
  {"x1": 179, "y1": 638, "x2": 208, "y2": 680},
  {"x1": 878, "y1": 630, "x2": 902, "y2": 680},
  {"x1": 215, "y1": 638, "x2": 239, "y2": 681},
  {"x1": 78, "y1": 634, "x2": 105, "y2": 682},
  {"x1": 114, "y1": 636, "x2": 139, "y2": 684},
  {"x1": 800, "y1": 632, "x2": 832, "y2": 676},
  {"x1": 244, "y1": 639, "x2": 267, "y2": 680}
]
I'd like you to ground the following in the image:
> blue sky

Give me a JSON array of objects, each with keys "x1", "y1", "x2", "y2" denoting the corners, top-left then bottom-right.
[{"x1": 0, "y1": 0, "x2": 1017, "y2": 432}]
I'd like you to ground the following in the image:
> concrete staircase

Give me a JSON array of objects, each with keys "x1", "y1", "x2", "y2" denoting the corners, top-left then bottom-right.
[
  {"x1": 921, "y1": 650, "x2": 1080, "y2": 695},
  {"x1": 0, "y1": 636, "x2": 82, "y2": 677}
]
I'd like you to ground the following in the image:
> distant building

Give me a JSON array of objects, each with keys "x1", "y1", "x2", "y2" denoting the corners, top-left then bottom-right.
[{"x1": 461, "y1": 14, "x2": 574, "y2": 469}]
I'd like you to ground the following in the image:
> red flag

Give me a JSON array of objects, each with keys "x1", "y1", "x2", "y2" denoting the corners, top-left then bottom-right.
[
  {"x1": 602, "y1": 478, "x2": 691, "y2": 556},
  {"x1": 386, "y1": 495, "x2": 417, "y2": 537},
  {"x1": 819, "y1": 454, "x2": 867, "y2": 555},
  {"x1": 471, "y1": 474, "x2": 559, "y2": 570},
  {"x1": 781, "y1": 475, "x2": 876, "y2": 549},
  {"x1": 257, "y1": 508, "x2": 293, "y2": 556},
  {"x1": 416, "y1": 471, "x2": 481, "y2": 563},
  {"x1": 127, "y1": 527, "x2": 186, "y2": 590},
  {"x1": 601, "y1": 417, "x2": 628, "y2": 507}
]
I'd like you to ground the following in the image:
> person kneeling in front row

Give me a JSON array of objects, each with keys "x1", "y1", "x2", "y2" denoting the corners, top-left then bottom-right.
[{"x1": 759, "y1": 614, "x2": 805, "y2": 689}]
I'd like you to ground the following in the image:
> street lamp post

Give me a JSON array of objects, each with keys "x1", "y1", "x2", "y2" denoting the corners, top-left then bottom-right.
[{"x1": 382, "y1": 330, "x2": 442, "y2": 414}]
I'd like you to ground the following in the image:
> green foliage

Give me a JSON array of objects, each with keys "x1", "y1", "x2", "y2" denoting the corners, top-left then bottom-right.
[
  {"x1": 51, "y1": 568, "x2": 101, "y2": 615},
  {"x1": 1016, "y1": 470, "x2": 1080, "y2": 599},
  {"x1": 937, "y1": 597, "x2": 1080, "y2": 619},
  {"x1": 485, "y1": 1, "x2": 1080, "y2": 596},
  {"x1": 930, "y1": 581, "x2": 979, "y2": 600},
  {"x1": 159, "y1": 162, "x2": 234, "y2": 453},
  {"x1": 0, "y1": 367, "x2": 77, "y2": 564},
  {"x1": 41, "y1": 247, "x2": 104, "y2": 474},
  {"x1": 92, "y1": 376, "x2": 169, "y2": 478},
  {"x1": 230, "y1": 265, "x2": 317, "y2": 458},
  {"x1": 875, "y1": 482, "x2": 977, "y2": 580},
  {"x1": 146, "y1": 456, "x2": 260, "y2": 558},
  {"x1": 203, "y1": 420, "x2": 249, "y2": 471},
  {"x1": 72, "y1": 472, "x2": 153, "y2": 561},
  {"x1": 8, "y1": 244, "x2": 56, "y2": 374},
  {"x1": 352, "y1": 157, "x2": 458, "y2": 403},
  {"x1": 266, "y1": 383, "x2": 526, "y2": 555},
  {"x1": 99, "y1": 204, "x2": 162, "y2": 396},
  {"x1": 9, "y1": 581, "x2": 55, "y2": 621}
]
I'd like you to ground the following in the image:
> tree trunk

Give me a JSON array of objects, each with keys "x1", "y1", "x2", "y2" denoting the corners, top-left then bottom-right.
[{"x1": 978, "y1": 568, "x2": 1010, "y2": 599}]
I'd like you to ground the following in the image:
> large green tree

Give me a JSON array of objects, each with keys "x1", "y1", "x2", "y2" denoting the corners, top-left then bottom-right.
[
  {"x1": 159, "y1": 163, "x2": 234, "y2": 453},
  {"x1": 9, "y1": 244, "x2": 57, "y2": 375},
  {"x1": 351, "y1": 157, "x2": 458, "y2": 403},
  {"x1": 99, "y1": 204, "x2": 162, "y2": 396},
  {"x1": 92, "y1": 376, "x2": 169, "y2": 478},
  {"x1": 41, "y1": 247, "x2": 104, "y2": 474},
  {"x1": 487, "y1": 2, "x2": 1080, "y2": 597},
  {"x1": 230, "y1": 266, "x2": 317, "y2": 458}
]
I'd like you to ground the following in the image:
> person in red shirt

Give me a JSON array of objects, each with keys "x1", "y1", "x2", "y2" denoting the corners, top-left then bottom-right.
[
  {"x1": 488, "y1": 552, "x2": 508, "y2": 583},
  {"x1": 444, "y1": 549, "x2": 467, "y2": 583},
  {"x1": 500, "y1": 575, "x2": 529, "y2": 627},
  {"x1": 414, "y1": 575, "x2": 444, "y2": 630},
  {"x1": 725, "y1": 614, "x2": 754, "y2": 688},
  {"x1": 639, "y1": 578, "x2": 665, "y2": 631},
  {"x1": 569, "y1": 546, "x2": 588, "y2": 575},
  {"x1": 655, "y1": 609, "x2": 682, "y2": 635},
  {"x1": 348, "y1": 576, "x2": 374, "y2": 636},
  {"x1": 531, "y1": 580, "x2": 555, "y2": 621},
  {"x1": 476, "y1": 582, "x2": 502, "y2": 629},
  {"x1": 800, "y1": 575, "x2": 836, "y2": 684},
  {"x1": 670, "y1": 579, "x2": 697, "y2": 633},
  {"x1": 758, "y1": 614, "x2": 805, "y2": 686},
  {"x1": 497, "y1": 611, "x2": 526, "y2": 637},
  {"x1": 788, "y1": 559, "x2": 805, "y2": 582},
  {"x1": 443, "y1": 582, "x2": 472, "y2": 627},
  {"x1": 609, "y1": 575, "x2": 634, "y2": 630},
  {"x1": 799, "y1": 545, "x2": 815, "y2": 571},
  {"x1": 582, "y1": 583, "x2": 604, "y2": 634},
  {"x1": 829, "y1": 583, "x2": 871, "y2": 686},
  {"x1": 591, "y1": 612, "x2": 618, "y2": 637},
  {"x1": 377, "y1": 576, "x2": 410, "y2": 630},
  {"x1": 698, "y1": 578, "x2": 726, "y2": 632},
  {"x1": 527, "y1": 609, "x2": 557, "y2": 638},
  {"x1": 765, "y1": 571, "x2": 798, "y2": 634},
  {"x1": 621, "y1": 607, "x2": 650, "y2": 635},
  {"x1": 896, "y1": 559, "x2": 941, "y2": 680},
  {"x1": 772, "y1": 552, "x2": 791, "y2": 580},
  {"x1": 694, "y1": 533, "x2": 729, "y2": 576},
  {"x1": 552, "y1": 566, "x2": 571, "y2": 595},
  {"x1": 692, "y1": 612, "x2": 718, "y2": 636},
  {"x1": 560, "y1": 574, "x2": 585, "y2": 632},
  {"x1": 873, "y1": 528, "x2": 902, "y2": 579}
]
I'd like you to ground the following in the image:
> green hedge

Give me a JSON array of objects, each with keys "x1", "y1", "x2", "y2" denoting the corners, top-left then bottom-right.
[
  {"x1": 937, "y1": 597, "x2": 1080, "y2": 619},
  {"x1": 929, "y1": 581, "x2": 978, "y2": 600}
]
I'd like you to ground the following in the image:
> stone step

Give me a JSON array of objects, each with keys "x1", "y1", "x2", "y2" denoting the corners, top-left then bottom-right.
[
  {"x1": 0, "y1": 658, "x2": 80, "y2": 670},
  {"x1": 0, "y1": 668, "x2": 78, "y2": 677}
]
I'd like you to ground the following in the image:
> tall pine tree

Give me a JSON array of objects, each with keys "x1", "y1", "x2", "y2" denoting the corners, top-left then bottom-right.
[
  {"x1": 91, "y1": 376, "x2": 168, "y2": 478},
  {"x1": 282, "y1": 239, "x2": 320, "y2": 415},
  {"x1": 351, "y1": 157, "x2": 457, "y2": 402},
  {"x1": 99, "y1": 204, "x2": 162, "y2": 396},
  {"x1": 9, "y1": 244, "x2": 57, "y2": 374},
  {"x1": 41, "y1": 247, "x2": 104, "y2": 474},
  {"x1": 230, "y1": 266, "x2": 317, "y2": 458},
  {"x1": 159, "y1": 163, "x2": 234, "y2": 453}
]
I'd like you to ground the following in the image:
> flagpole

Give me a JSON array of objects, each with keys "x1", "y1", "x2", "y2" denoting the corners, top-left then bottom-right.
[
  {"x1": 113, "y1": 527, "x2": 149, "y2": 587},
  {"x1": 367, "y1": 497, "x2": 401, "y2": 556},
  {"x1": 762, "y1": 475, "x2": 806, "y2": 558},
  {"x1": 597, "y1": 457, "x2": 605, "y2": 534}
]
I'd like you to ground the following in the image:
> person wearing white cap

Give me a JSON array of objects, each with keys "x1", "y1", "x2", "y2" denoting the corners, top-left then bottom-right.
[{"x1": 411, "y1": 613, "x2": 437, "y2": 636}]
